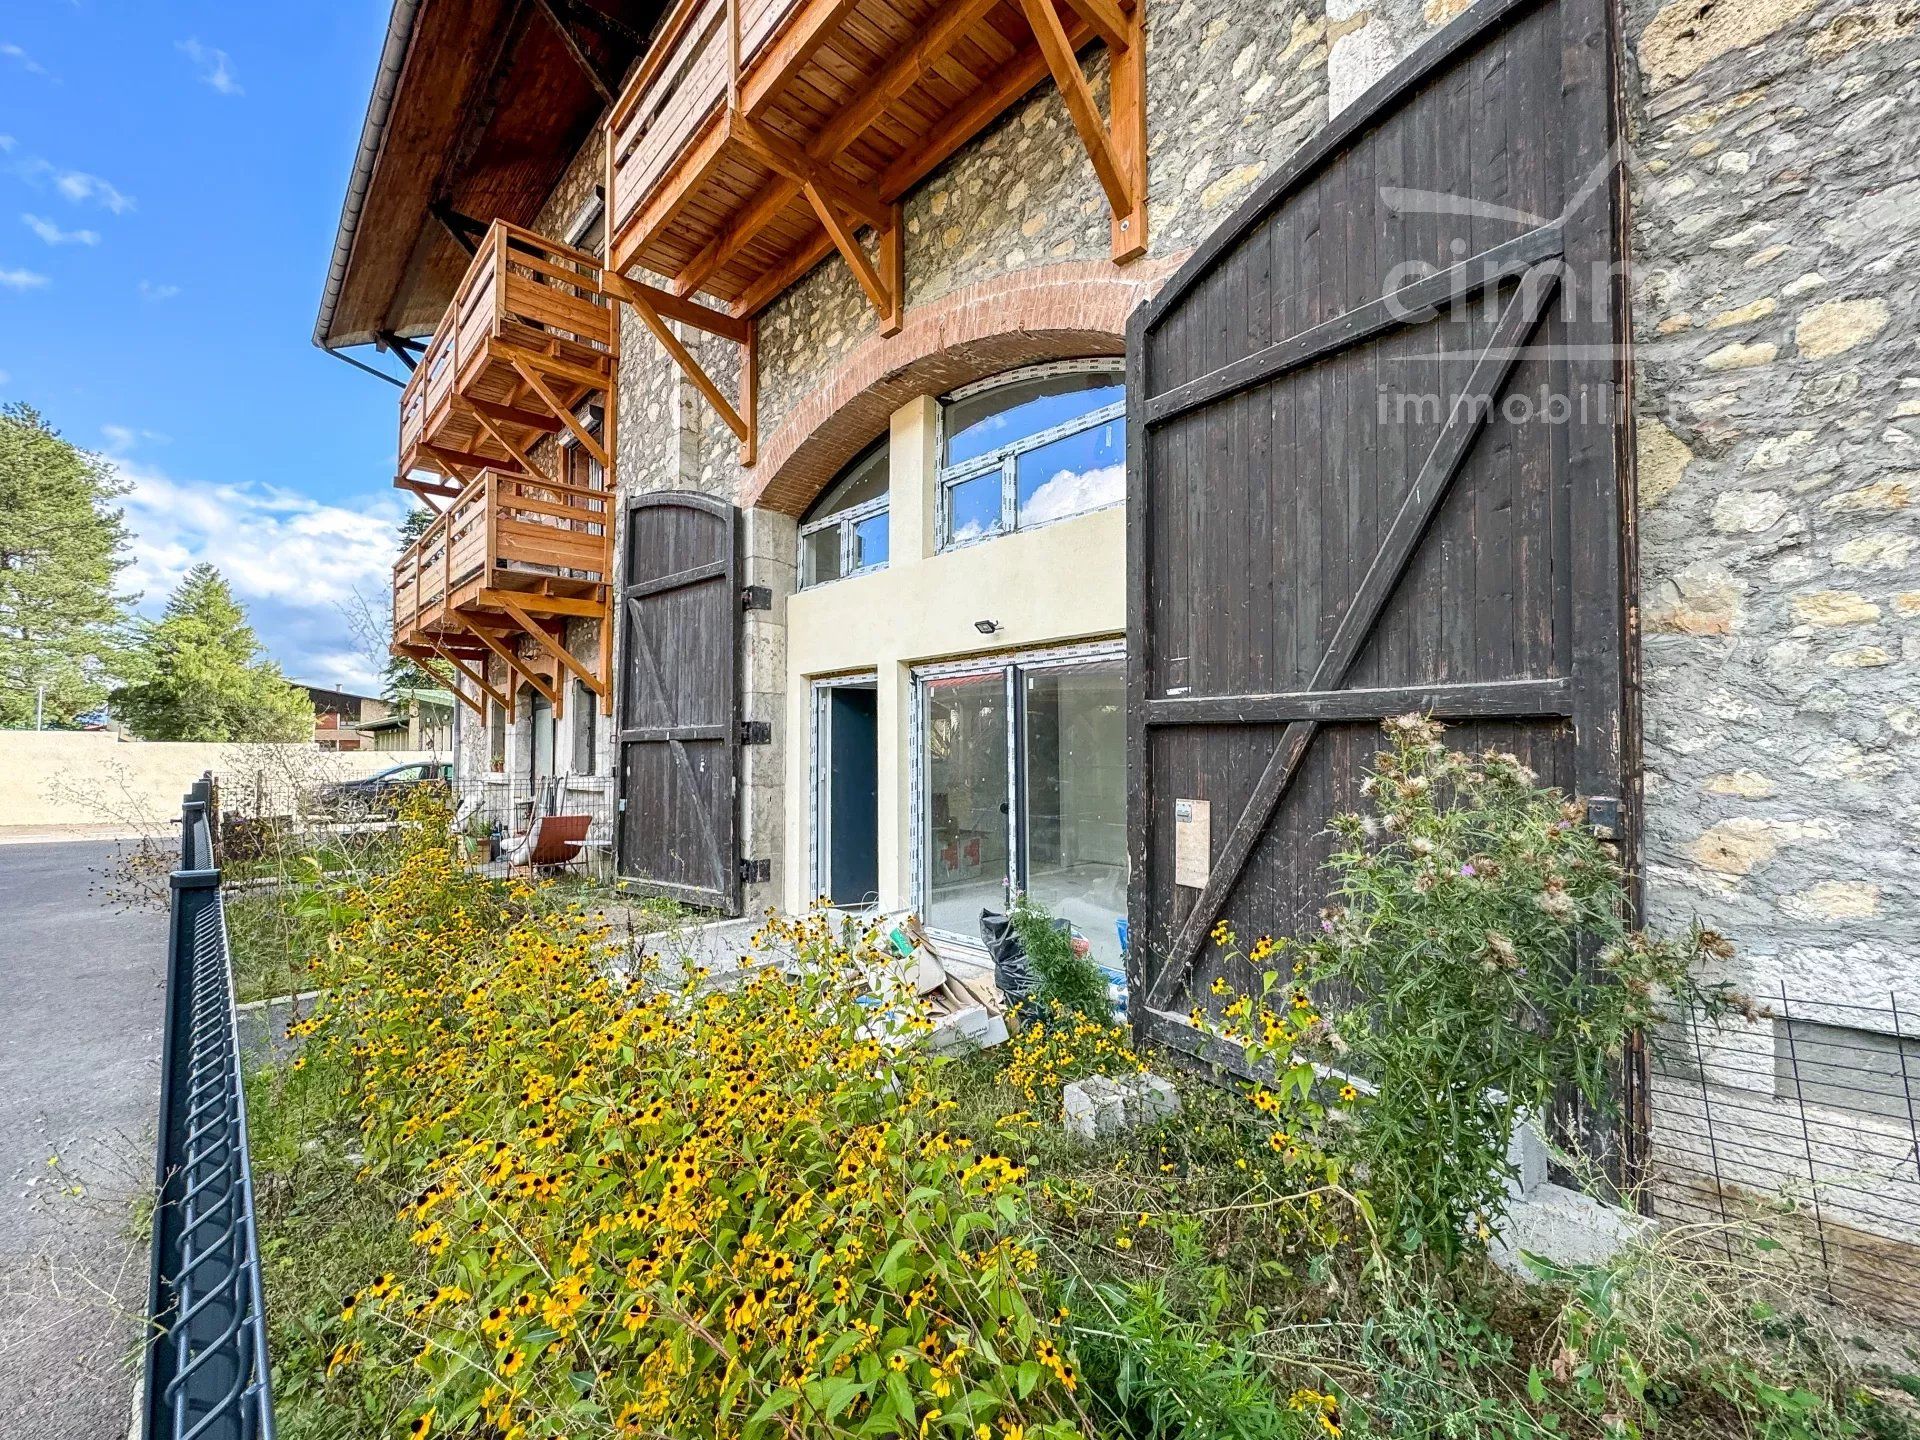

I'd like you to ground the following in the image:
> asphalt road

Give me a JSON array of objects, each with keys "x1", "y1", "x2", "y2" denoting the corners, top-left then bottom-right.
[{"x1": 0, "y1": 838, "x2": 167, "y2": 1439}]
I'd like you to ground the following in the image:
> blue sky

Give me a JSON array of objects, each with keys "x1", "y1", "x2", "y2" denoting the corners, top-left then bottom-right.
[{"x1": 3, "y1": 1, "x2": 412, "y2": 694}]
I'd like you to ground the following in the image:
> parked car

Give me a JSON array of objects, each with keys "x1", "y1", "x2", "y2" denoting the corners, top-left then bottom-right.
[{"x1": 315, "y1": 761, "x2": 453, "y2": 817}]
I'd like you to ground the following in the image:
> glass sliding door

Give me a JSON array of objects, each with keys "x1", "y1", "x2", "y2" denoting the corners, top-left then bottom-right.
[
  {"x1": 922, "y1": 672, "x2": 1011, "y2": 936},
  {"x1": 915, "y1": 647, "x2": 1124, "y2": 957},
  {"x1": 1021, "y1": 661, "x2": 1126, "y2": 965}
]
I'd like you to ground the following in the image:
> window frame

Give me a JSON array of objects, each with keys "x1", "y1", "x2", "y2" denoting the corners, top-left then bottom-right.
[
  {"x1": 907, "y1": 639, "x2": 1126, "y2": 951},
  {"x1": 797, "y1": 437, "x2": 891, "y2": 590},
  {"x1": 934, "y1": 359, "x2": 1126, "y2": 552}
]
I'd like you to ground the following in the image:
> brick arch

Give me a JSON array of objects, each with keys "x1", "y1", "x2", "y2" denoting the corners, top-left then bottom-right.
[{"x1": 744, "y1": 256, "x2": 1184, "y2": 516}]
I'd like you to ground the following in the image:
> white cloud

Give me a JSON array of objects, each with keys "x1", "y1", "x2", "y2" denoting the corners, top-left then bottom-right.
[
  {"x1": 100, "y1": 423, "x2": 170, "y2": 451},
  {"x1": 2, "y1": 43, "x2": 49, "y2": 77},
  {"x1": 176, "y1": 39, "x2": 242, "y2": 96},
  {"x1": 23, "y1": 212, "x2": 97, "y2": 246},
  {"x1": 113, "y1": 457, "x2": 408, "y2": 696},
  {"x1": 6, "y1": 144, "x2": 137, "y2": 213},
  {"x1": 1019, "y1": 461, "x2": 1125, "y2": 525},
  {"x1": 0, "y1": 266, "x2": 49, "y2": 291},
  {"x1": 53, "y1": 168, "x2": 134, "y2": 212},
  {"x1": 0, "y1": 370, "x2": 11, "y2": 387},
  {"x1": 138, "y1": 279, "x2": 181, "y2": 301}
]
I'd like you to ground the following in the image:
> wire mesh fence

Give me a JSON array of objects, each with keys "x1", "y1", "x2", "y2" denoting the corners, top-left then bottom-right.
[
  {"x1": 210, "y1": 769, "x2": 621, "y2": 879},
  {"x1": 1642, "y1": 985, "x2": 1920, "y2": 1331},
  {"x1": 144, "y1": 775, "x2": 276, "y2": 1439}
]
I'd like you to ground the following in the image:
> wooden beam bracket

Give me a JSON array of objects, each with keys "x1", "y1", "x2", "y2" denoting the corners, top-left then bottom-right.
[
  {"x1": 499, "y1": 597, "x2": 609, "y2": 700},
  {"x1": 612, "y1": 279, "x2": 759, "y2": 465},
  {"x1": 424, "y1": 637, "x2": 511, "y2": 720},
  {"x1": 1019, "y1": 0, "x2": 1147, "y2": 261},
  {"x1": 467, "y1": 622, "x2": 563, "y2": 712}
]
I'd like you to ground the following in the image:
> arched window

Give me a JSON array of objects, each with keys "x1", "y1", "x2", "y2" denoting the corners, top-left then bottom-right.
[
  {"x1": 936, "y1": 360, "x2": 1124, "y2": 549},
  {"x1": 798, "y1": 436, "x2": 889, "y2": 588}
]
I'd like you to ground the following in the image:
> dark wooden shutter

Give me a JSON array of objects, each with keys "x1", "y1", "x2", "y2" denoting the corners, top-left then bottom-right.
[
  {"x1": 617, "y1": 492, "x2": 742, "y2": 913},
  {"x1": 1125, "y1": 0, "x2": 1630, "y2": 1067}
]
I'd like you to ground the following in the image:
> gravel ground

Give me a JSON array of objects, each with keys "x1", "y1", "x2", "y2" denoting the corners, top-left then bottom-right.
[{"x1": 0, "y1": 838, "x2": 166, "y2": 1439}]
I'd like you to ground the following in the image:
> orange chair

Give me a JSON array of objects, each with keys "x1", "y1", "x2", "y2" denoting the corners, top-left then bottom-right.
[{"x1": 502, "y1": 813, "x2": 591, "y2": 876}]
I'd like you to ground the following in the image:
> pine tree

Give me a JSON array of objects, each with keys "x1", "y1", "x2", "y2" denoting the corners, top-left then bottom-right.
[
  {"x1": 111, "y1": 564, "x2": 315, "y2": 741},
  {"x1": 0, "y1": 403, "x2": 136, "y2": 727}
]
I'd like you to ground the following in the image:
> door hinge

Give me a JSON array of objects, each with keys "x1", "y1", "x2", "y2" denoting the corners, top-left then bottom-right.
[
  {"x1": 1585, "y1": 796, "x2": 1622, "y2": 841},
  {"x1": 739, "y1": 857, "x2": 771, "y2": 885},
  {"x1": 741, "y1": 584, "x2": 772, "y2": 612},
  {"x1": 739, "y1": 719, "x2": 771, "y2": 745}
]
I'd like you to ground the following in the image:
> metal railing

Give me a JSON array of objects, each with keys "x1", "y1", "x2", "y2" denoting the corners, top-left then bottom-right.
[
  {"x1": 144, "y1": 774, "x2": 276, "y2": 1439},
  {"x1": 1642, "y1": 987, "x2": 1920, "y2": 1330}
]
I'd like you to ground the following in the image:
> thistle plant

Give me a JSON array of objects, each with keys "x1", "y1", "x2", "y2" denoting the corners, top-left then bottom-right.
[{"x1": 1204, "y1": 716, "x2": 1739, "y2": 1264}]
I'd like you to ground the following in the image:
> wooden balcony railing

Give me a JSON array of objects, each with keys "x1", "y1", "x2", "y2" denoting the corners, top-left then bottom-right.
[
  {"x1": 605, "y1": 0, "x2": 1145, "y2": 323},
  {"x1": 390, "y1": 469, "x2": 613, "y2": 646},
  {"x1": 397, "y1": 221, "x2": 616, "y2": 489}
]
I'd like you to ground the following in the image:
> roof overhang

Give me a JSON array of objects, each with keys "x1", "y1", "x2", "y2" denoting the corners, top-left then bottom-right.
[{"x1": 315, "y1": 0, "x2": 660, "y2": 352}]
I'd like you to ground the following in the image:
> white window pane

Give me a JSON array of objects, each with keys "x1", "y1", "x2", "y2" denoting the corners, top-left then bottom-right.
[
  {"x1": 1022, "y1": 662, "x2": 1127, "y2": 967},
  {"x1": 809, "y1": 440, "x2": 889, "y2": 520},
  {"x1": 923, "y1": 672, "x2": 1009, "y2": 937},
  {"x1": 1014, "y1": 418, "x2": 1125, "y2": 528},
  {"x1": 850, "y1": 510, "x2": 888, "y2": 571},
  {"x1": 945, "y1": 473, "x2": 1003, "y2": 545},
  {"x1": 943, "y1": 369, "x2": 1124, "y2": 467},
  {"x1": 801, "y1": 527, "x2": 842, "y2": 587}
]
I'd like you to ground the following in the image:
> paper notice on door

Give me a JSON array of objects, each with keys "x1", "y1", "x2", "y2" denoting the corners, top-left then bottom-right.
[{"x1": 1174, "y1": 798, "x2": 1211, "y2": 889}]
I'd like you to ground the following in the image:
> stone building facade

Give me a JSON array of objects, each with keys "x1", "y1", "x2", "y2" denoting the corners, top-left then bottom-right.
[{"x1": 449, "y1": 0, "x2": 1916, "y2": 1019}]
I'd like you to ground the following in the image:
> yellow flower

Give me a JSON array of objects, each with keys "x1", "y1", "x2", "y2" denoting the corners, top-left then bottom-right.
[{"x1": 407, "y1": 1410, "x2": 434, "y2": 1439}]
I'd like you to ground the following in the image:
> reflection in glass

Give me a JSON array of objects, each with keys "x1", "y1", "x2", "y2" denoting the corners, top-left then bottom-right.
[
  {"x1": 944, "y1": 371, "x2": 1124, "y2": 467},
  {"x1": 923, "y1": 673, "x2": 1009, "y2": 937},
  {"x1": 1022, "y1": 663, "x2": 1127, "y2": 966},
  {"x1": 850, "y1": 510, "x2": 888, "y2": 571},
  {"x1": 946, "y1": 472, "x2": 1002, "y2": 544},
  {"x1": 1015, "y1": 419, "x2": 1124, "y2": 527},
  {"x1": 801, "y1": 526, "x2": 842, "y2": 587}
]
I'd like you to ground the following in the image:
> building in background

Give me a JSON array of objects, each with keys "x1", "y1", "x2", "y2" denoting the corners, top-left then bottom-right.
[
  {"x1": 353, "y1": 687, "x2": 455, "y2": 754},
  {"x1": 300, "y1": 685, "x2": 390, "y2": 752}
]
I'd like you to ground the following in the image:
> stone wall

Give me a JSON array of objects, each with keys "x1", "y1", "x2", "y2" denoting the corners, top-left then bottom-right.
[
  {"x1": 599, "y1": 0, "x2": 1334, "y2": 909},
  {"x1": 1625, "y1": 0, "x2": 1920, "y2": 1012},
  {"x1": 558, "y1": 0, "x2": 1920, "y2": 991}
]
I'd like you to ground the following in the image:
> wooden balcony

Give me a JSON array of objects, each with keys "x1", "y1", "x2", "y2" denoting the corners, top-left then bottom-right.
[
  {"x1": 390, "y1": 468, "x2": 613, "y2": 718},
  {"x1": 606, "y1": 0, "x2": 1145, "y2": 326},
  {"x1": 397, "y1": 220, "x2": 616, "y2": 493}
]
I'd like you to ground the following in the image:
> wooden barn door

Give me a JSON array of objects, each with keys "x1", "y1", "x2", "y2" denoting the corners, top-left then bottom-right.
[
  {"x1": 1126, "y1": 0, "x2": 1631, "y2": 1067},
  {"x1": 617, "y1": 492, "x2": 743, "y2": 914}
]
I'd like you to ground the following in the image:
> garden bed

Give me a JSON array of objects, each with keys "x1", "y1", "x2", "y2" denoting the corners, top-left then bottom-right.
[{"x1": 236, "y1": 737, "x2": 1920, "y2": 1440}]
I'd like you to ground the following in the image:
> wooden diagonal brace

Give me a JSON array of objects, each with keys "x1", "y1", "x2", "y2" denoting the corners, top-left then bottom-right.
[
  {"x1": 498, "y1": 598, "x2": 608, "y2": 699},
  {"x1": 408, "y1": 652, "x2": 486, "y2": 719},
  {"x1": 506, "y1": 357, "x2": 612, "y2": 472},
  {"x1": 801, "y1": 185, "x2": 903, "y2": 336},
  {"x1": 397, "y1": 475, "x2": 459, "y2": 508},
  {"x1": 467, "y1": 622, "x2": 562, "y2": 711},
  {"x1": 465, "y1": 403, "x2": 558, "y2": 486},
  {"x1": 1019, "y1": 0, "x2": 1147, "y2": 262},
  {"x1": 615, "y1": 280, "x2": 757, "y2": 462},
  {"x1": 424, "y1": 637, "x2": 511, "y2": 720}
]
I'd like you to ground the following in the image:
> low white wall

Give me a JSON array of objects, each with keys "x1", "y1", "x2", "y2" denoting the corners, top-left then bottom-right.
[{"x1": 0, "y1": 732, "x2": 441, "y2": 831}]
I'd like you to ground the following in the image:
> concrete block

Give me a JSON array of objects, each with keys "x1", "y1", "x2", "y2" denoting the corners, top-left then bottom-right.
[
  {"x1": 1490, "y1": 1182, "x2": 1657, "y2": 1278},
  {"x1": 1062, "y1": 1072, "x2": 1181, "y2": 1143}
]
